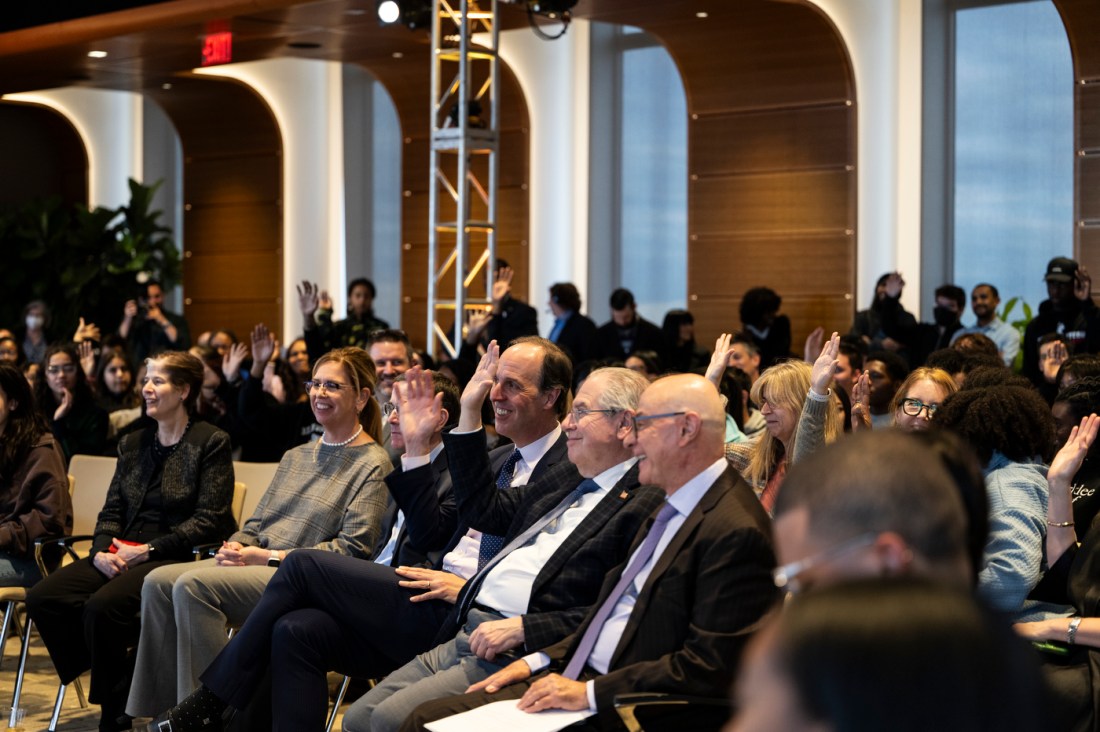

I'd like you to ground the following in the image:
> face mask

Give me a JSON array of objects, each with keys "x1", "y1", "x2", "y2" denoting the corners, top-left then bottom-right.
[
  {"x1": 25, "y1": 315, "x2": 44, "y2": 331},
  {"x1": 933, "y1": 306, "x2": 957, "y2": 327}
]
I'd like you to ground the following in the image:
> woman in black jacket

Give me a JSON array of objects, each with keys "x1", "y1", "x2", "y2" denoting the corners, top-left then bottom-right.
[{"x1": 26, "y1": 350, "x2": 236, "y2": 732}]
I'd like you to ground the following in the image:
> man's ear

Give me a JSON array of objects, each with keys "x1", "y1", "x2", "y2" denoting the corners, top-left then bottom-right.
[
  {"x1": 436, "y1": 407, "x2": 450, "y2": 433},
  {"x1": 872, "y1": 532, "x2": 914, "y2": 576},
  {"x1": 541, "y1": 387, "x2": 561, "y2": 411},
  {"x1": 679, "y1": 412, "x2": 702, "y2": 444}
]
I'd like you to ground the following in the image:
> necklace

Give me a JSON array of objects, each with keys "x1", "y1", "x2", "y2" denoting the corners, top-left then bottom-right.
[{"x1": 321, "y1": 424, "x2": 363, "y2": 447}]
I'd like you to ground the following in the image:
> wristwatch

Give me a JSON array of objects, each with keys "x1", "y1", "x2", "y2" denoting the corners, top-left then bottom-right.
[
  {"x1": 267, "y1": 550, "x2": 282, "y2": 568},
  {"x1": 146, "y1": 544, "x2": 157, "y2": 559}
]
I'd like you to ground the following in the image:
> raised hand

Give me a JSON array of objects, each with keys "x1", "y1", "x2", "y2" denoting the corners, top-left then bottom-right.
[
  {"x1": 704, "y1": 333, "x2": 734, "y2": 389},
  {"x1": 803, "y1": 326, "x2": 824, "y2": 365},
  {"x1": 491, "y1": 266, "x2": 514, "y2": 307},
  {"x1": 1050, "y1": 414, "x2": 1100, "y2": 493},
  {"x1": 250, "y1": 323, "x2": 276, "y2": 366},
  {"x1": 457, "y1": 341, "x2": 499, "y2": 431},
  {"x1": 318, "y1": 290, "x2": 333, "y2": 311},
  {"x1": 297, "y1": 280, "x2": 320, "y2": 319},
  {"x1": 395, "y1": 367, "x2": 444, "y2": 457},
  {"x1": 73, "y1": 317, "x2": 101, "y2": 343},
  {"x1": 850, "y1": 371, "x2": 871, "y2": 431},
  {"x1": 77, "y1": 340, "x2": 97, "y2": 382},
  {"x1": 1077, "y1": 266, "x2": 1093, "y2": 301},
  {"x1": 465, "y1": 310, "x2": 492, "y2": 345},
  {"x1": 810, "y1": 331, "x2": 840, "y2": 396},
  {"x1": 222, "y1": 341, "x2": 249, "y2": 383}
]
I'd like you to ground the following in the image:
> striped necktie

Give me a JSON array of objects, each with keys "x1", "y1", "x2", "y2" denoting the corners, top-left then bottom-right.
[{"x1": 477, "y1": 448, "x2": 523, "y2": 570}]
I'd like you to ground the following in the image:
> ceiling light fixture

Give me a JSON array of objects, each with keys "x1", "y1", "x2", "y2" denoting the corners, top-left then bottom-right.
[{"x1": 87, "y1": 50, "x2": 108, "y2": 58}]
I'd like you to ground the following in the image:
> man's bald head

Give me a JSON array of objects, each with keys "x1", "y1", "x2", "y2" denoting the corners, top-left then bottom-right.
[{"x1": 627, "y1": 374, "x2": 727, "y2": 493}]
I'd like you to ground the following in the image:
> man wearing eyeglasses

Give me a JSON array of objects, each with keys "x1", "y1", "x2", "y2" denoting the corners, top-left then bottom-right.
[
  {"x1": 771, "y1": 430, "x2": 973, "y2": 597},
  {"x1": 401, "y1": 373, "x2": 777, "y2": 732}
]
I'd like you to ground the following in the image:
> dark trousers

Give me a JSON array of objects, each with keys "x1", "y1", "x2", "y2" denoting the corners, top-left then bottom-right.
[
  {"x1": 200, "y1": 549, "x2": 454, "y2": 732},
  {"x1": 25, "y1": 556, "x2": 182, "y2": 707}
]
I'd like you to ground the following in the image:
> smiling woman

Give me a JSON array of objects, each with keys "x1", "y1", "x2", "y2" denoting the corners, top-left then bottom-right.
[{"x1": 25, "y1": 350, "x2": 236, "y2": 731}]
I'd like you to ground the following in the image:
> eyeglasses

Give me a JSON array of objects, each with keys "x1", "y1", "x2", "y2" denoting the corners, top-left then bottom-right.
[
  {"x1": 382, "y1": 402, "x2": 398, "y2": 417},
  {"x1": 900, "y1": 398, "x2": 938, "y2": 417},
  {"x1": 569, "y1": 406, "x2": 619, "y2": 422},
  {"x1": 46, "y1": 365, "x2": 77, "y2": 375},
  {"x1": 304, "y1": 380, "x2": 348, "y2": 394},
  {"x1": 628, "y1": 411, "x2": 686, "y2": 434},
  {"x1": 772, "y1": 533, "x2": 877, "y2": 596}
]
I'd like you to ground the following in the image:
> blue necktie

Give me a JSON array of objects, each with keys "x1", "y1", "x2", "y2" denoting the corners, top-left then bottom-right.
[
  {"x1": 548, "y1": 316, "x2": 567, "y2": 343},
  {"x1": 562, "y1": 501, "x2": 679, "y2": 679},
  {"x1": 477, "y1": 449, "x2": 523, "y2": 570},
  {"x1": 458, "y1": 478, "x2": 603, "y2": 623}
]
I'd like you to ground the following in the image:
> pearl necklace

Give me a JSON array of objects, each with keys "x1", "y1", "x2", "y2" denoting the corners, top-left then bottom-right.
[{"x1": 321, "y1": 424, "x2": 363, "y2": 447}]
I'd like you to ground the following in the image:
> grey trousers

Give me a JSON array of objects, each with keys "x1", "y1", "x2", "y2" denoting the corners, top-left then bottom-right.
[
  {"x1": 342, "y1": 608, "x2": 511, "y2": 732},
  {"x1": 125, "y1": 559, "x2": 277, "y2": 717}
]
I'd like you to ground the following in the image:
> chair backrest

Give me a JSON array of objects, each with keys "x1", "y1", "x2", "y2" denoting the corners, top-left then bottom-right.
[
  {"x1": 232, "y1": 481, "x2": 247, "y2": 527},
  {"x1": 67, "y1": 455, "x2": 118, "y2": 537},
  {"x1": 233, "y1": 462, "x2": 280, "y2": 524}
]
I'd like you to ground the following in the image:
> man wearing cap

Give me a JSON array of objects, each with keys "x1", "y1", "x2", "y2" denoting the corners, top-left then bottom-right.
[{"x1": 1023, "y1": 257, "x2": 1099, "y2": 393}]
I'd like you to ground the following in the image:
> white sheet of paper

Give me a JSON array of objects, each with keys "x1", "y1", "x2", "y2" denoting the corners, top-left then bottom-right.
[{"x1": 424, "y1": 700, "x2": 596, "y2": 732}]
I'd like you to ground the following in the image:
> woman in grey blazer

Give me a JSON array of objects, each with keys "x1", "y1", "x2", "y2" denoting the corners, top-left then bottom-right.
[{"x1": 26, "y1": 350, "x2": 235, "y2": 732}]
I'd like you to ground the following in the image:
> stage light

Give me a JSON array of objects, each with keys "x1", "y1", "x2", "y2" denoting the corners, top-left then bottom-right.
[{"x1": 377, "y1": 0, "x2": 400, "y2": 24}]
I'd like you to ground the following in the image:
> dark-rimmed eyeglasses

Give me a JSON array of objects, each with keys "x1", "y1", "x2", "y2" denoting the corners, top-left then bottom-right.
[
  {"x1": 900, "y1": 398, "x2": 938, "y2": 417},
  {"x1": 628, "y1": 411, "x2": 686, "y2": 434}
]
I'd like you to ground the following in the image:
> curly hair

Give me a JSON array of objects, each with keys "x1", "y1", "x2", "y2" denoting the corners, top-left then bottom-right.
[
  {"x1": 960, "y1": 366, "x2": 1032, "y2": 391},
  {"x1": 1055, "y1": 376, "x2": 1100, "y2": 423},
  {"x1": 935, "y1": 385, "x2": 1055, "y2": 465},
  {"x1": 952, "y1": 332, "x2": 999, "y2": 359}
]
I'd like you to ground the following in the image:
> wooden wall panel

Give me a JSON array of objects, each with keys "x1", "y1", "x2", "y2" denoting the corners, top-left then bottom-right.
[
  {"x1": 1055, "y1": 0, "x2": 1100, "y2": 284},
  {"x1": 578, "y1": 0, "x2": 857, "y2": 352},
  {"x1": 148, "y1": 75, "x2": 283, "y2": 342}
]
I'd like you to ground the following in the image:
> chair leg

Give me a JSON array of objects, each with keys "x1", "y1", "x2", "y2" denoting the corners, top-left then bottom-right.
[
  {"x1": 326, "y1": 675, "x2": 352, "y2": 732},
  {"x1": 48, "y1": 683, "x2": 66, "y2": 732},
  {"x1": 73, "y1": 676, "x2": 87, "y2": 708},
  {"x1": 0, "y1": 600, "x2": 14, "y2": 672},
  {"x1": 8, "y1": 616, "x2": 33, "y2": 726}
]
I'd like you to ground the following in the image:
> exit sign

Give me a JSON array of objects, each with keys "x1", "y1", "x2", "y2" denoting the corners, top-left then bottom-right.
[{"x1": 201, "y1": 31, "x2": 232, "y2": 66}]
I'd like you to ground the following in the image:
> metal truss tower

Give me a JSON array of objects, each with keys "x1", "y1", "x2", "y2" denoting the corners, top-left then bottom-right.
[{"x1": 427, "y1": 0, "x2": 500, "y2": 359}]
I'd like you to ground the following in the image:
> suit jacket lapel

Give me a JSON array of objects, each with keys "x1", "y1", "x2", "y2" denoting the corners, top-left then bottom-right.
[
  {"x1": 607, "y1": 468, "x2": 734, "y2": 669},
  {"x1": 528, "y1": 463, "x2": 639, "y2": 599}
]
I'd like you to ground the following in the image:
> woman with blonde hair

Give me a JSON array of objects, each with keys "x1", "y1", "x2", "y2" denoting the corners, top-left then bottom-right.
[
  {"x1": 892, "y1": 367, "x2": 958, "y2": 432},
  {"x1": 718, "y1": 332, "x2": 842, "y2": 513}
]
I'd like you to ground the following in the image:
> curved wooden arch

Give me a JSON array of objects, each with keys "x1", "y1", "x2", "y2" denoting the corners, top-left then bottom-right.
[
  {"x1": 146, "y1": 74, "x2": 284, "y2": 339},
  {"x1": 579, "y1": 0, "x2": 857, "y2": 346},
  {"x1": 0, "y1": 102, "x2": 87, "y2": 207}
]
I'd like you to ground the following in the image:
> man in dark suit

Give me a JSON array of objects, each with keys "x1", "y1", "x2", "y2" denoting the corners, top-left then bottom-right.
[
  {"x1": 402, "y1": 374, "x2": 777, "y2": 731},
  {"x1": 159, "y1": 339, "x2": 576, "y2": 730},
  {"x1": 547, "y1": 282, "x2": 598, "y2": 367},
  {"x1": 594, "y1": 288, "x2": 668, "y2": 363},
  {"x1": 340, "y1": 362, "x2": 664, "y2": 732}
]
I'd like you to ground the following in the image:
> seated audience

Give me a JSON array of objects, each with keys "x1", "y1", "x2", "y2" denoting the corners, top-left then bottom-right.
[
  {"x1": 35, "y1": 344, "x2": 108, "y2": 462},
  {"x1": 861, "y1": 350, "x2": 909, "y2": 428},
  {"x1": 119, "y1": 281, "x2": 191, "y2": 364},
  {"x1": 299, "y1": 278, "x2": 390, "y2": 362},
  {"x1": 739, "y1": 287, "x2": 792, "y2": 368},
  {"x1": 950, "y1": 283, "x2": 1021, "y2": 366},
  {"x1": 483, "y1": 263, "x2": 539, "y2": 350},
  {"x1": 724, "y1": 333, "x2": 841, "y2": 513},
  {"x1": 849, "y1": 272, "x2": 916, "y2": 360},
  {"x1": 126, "y1": 346, "x2": 392, "y2": 721},
  {"x1": 1050, "y1": 378, "x2": 1100, "y2": 530},
  {"x1": 25, "y1": 351, "x2": 236, "y2": 732},
  {"x1": 547, "y1": 282, "x2": 598, "y2": 366},
  {"x1": 284, "y1": 337, "x2": 311, "y2": 383},
  {"x1": 661, "y1": 308, "x2": 709, "y2": 373},
  {"x1": 237, "y1": 326, "x2": 322, "y2": 457},
  {"x1": 732, "y1": 578, "x2": 1046, "y2": 732},
  {"x1": 0, "y1": 363, "x2": 73, "y2": 585},
  {"x1": 594, "y1": 288, "x2": 667, "y2": 362},
  {"x1": 624, "y1": 350, "x2": 662, "y2": 382},
  {"x1": 19, "y1": 299, "x2": 51, "y2": 365},
  {"x1": 936, "y1": 385, "x2": 1068, "y2": 622},
  {"x1": 890, "y1": 367, "x2": 958, "y2": 433},
  {"x1": 396, "y1": 373, "x2": 776, "y2": 732}
]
